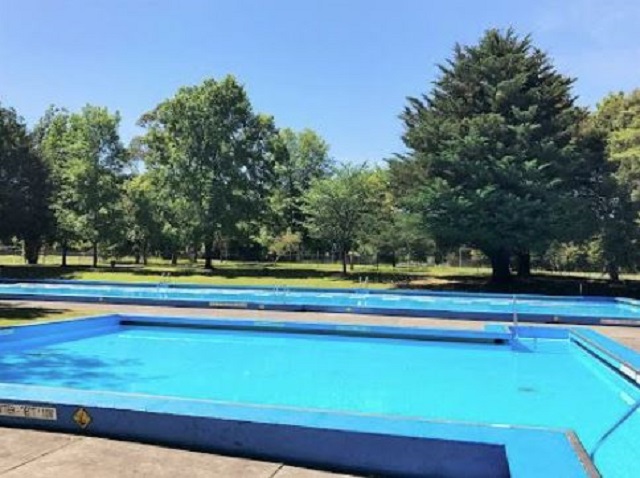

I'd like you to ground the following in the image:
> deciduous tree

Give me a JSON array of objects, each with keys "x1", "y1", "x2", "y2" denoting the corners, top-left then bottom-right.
[
  {"x1": 589, "y1": 89, "x2": 640, "y2": 280},
  {"x1": 303, "y1": 165, "x2": 379, "y2": 275},
  {"x1": 270, "y1": 128, "x2": 333, "y2": 236},
  {"x1": 139, "y1": 76, "x2": 280, "y2": 269},
  {"x1": 38, "y1": 105, "x2": 127, "y2": 267}
]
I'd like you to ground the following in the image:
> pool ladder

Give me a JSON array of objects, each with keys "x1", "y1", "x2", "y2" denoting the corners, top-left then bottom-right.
[
  {"x1": 156, "y1": 273, "x2": 171, "y2": 299},
  {"x1": 590, "y1": 398, "x2": 640, "y2": 462},
  {"x1": 275, "y1": 285, "x2": 289, "y2": 303},
  {"x1": 511, "y1": 295, "x2": 519, "y2": 339},
  {"x1": 358, "y1": 276, "x2": 370, "y2": 293},
  {"x1": 355, "y1": 277, "x2": 370, "y2": 307}
]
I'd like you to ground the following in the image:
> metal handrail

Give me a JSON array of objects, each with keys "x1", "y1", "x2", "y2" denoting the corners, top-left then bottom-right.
[
  {"x1": 512, "y1": 295, "x2": 519, "y2": 339},
  {"x1": 590, "y1": 399, "x2": 640, "y2": 462}
]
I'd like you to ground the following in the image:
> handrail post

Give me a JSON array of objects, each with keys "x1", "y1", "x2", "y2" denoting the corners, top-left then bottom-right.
[{"x1": 512, "y1": 295, "x2": 518, "y2": 339}]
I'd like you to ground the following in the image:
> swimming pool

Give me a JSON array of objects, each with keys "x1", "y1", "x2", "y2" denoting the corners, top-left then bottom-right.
[
  {"x1": 0, "y1": 315, "x2": 638, "y2": 476},
  {"x1": 1, "y1": 279, "x2": 640, "y2": 325}
]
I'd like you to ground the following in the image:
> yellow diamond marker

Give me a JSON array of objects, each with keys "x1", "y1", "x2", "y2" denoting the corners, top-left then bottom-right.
[{"x1": 72, "y1": 408, "x2": 92, "y2": 429}]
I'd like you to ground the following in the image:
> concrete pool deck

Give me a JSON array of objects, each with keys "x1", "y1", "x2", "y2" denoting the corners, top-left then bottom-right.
[
  {"x1": 1, "y1": 298, "x2": 640, "y2": 477},
  {"x1": 0, "y1": 428, "x2": 354, "y2": 478}
]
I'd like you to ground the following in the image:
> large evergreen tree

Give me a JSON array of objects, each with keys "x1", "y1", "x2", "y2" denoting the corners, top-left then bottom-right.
[
  {"x1": 0, "y1": 103, "x2": 52, "y2": 263},
  {"x1": 393, "y1": 29, "x2": 586, "y2": 282}
]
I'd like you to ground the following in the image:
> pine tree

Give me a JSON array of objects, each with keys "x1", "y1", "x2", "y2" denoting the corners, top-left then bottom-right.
[
  {"x1": 394, "y1": 29, "x2": 586, "y2": 282},
  {"x1": 0, "y1": 103, "x2": 52, "y2": 263}
]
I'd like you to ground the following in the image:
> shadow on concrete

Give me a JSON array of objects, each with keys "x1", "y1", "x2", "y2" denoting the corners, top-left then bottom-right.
[{"x1": 0, "y1": 303, "x2": 73, "y2": 322}]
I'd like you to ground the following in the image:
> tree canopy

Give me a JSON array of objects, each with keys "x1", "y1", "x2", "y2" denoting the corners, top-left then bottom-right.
[
  {"x1": 139, "y1": 76, "x2": 280, "y2": 269},
  {"x1": 391, "y1": 28, "x2": 593, "y2": 282},
  {"x1": 37, "y1": 105, "x2": 127, "y2": 266},
  {"x1": 0, "y1": 103, "x2": 52, "y2": 262},
  {"x1": 1, "y1": 31, "x2": 639, "y2": 283},
  {"x1": 593, "y1": 89, "x2": 640, "y2": 200},
  {"x1": 270, "y1": 128, "x2": 333, "y2": 235},
  {"x1": 589, "y1": 89, "x2": 640, "y2": 280},
  {"x1": 303, "y1": 165, "x2": 382, "y2": 274}
]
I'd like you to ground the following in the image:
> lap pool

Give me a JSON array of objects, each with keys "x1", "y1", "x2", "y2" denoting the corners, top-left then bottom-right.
[
  {"x1": 0, "y1": 315, "x2": 638, "y2": 476},
  {"x1": 1, "y1": 279, "x2": 640, "y2": 325}
]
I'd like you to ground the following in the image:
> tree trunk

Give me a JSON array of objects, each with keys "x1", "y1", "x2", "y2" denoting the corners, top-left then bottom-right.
[
  {"x1": 391, "y1": 251, "x2": 397, "y2": 268},
  {"x1": 142, "y1": 242, "x2": 148, "y2": 266},
  {"x1": 61, "y1": 241, "x2": 68, "y2": 267},
  {"x1": 92, "y1": 242, "x2": 98, "y2": 268},
  {"x1": 171, "y1": 251, "x2": 177, "y2": 266},
  {"x1": 606, "y1": 262, "x2": 620, "y2": 282},
  {"x1": 204, "y1": 241, "x2": 213, "y2": 270},
  {"x1": 489, "y1": 249, "x2": 511, "y2": 283},
  {"x1": 23, "y1": 239, "x2": 40, "y2": 265},
  {"x1": 341, "y1": 250, "x2": 348, "y2": 276},
  {"x1": 516, "y1": 251, "x2": 531, "y2": 278},
  {"x1": 134, "y1": 252, "x2": 141, "y2": 265}
]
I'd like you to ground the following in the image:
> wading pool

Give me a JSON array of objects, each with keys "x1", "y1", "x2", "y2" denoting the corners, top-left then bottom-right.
[
  {"x1": 1, "y1": 280, "x2": 640, "y2": 325},
  {"x1": 0, "y1": 315, "x2": 638, "y2": 476}
]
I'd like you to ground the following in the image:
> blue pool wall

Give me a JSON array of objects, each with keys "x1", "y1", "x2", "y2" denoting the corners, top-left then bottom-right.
[
  {"x1": 571, "y1": 328, "x2": 640, "y2": 371},
  {"x1": 0, "y1": 314, "x2": 620, "y2": 477},
  {"x1": 1, "y1": 278, "x2": 639, "y2": 326},
  {"x1": 0, "y1": 314, "x2": 513, "y2": 351},
  {"x1": 0, "y1": 401, "x2": 511, "y2": 478},
  {"x1": 1, "y1": 277, "x2": 638, "y2": 304}
]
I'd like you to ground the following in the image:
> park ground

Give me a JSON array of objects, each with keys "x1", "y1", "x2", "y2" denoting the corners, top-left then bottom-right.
[{"x1": 4, "y1": 256, "x2": 640, "y2": 298}]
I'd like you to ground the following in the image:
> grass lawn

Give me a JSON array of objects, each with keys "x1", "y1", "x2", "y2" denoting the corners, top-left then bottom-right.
[
  {"x1": 2, "y1": 255, "x2": 640, "y2": 297},
  {"x1": 0, "y1": 260, "x2": 508, "y2": 291},
  {"x1": 0, "y1": 256, "x2": 451, "y2": 288}
]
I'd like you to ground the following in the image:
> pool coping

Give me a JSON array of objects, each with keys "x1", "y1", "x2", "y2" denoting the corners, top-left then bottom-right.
[
  {"x1": 3, "y1": 315, "x2": 636, "y2": 476},
  {"x1": 570, "y1": 329, "x2": 640, "y2": 384},
  {"x1": 1, "y1": 277, "x2": 638, "y2": 302},
  {"x1": 1, "y1": 279, "x2": 639, "y2": 326}
]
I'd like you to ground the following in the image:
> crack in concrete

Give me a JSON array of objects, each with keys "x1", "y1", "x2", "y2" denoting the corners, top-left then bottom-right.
[
  {"x1": 267, "y1": 463, "x2": 285, "y2": 478},
  {"x1": 0, "y1": 436, "x2": 85, "y2": 476}
]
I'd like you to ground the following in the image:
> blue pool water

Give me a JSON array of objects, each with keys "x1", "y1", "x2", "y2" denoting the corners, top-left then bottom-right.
[
  {"x1": 0, "y1": 322, "x2": 638, "y2": 476},
  {"x1": 1, "y1": 281, "x2": 640, "y2": 323}
]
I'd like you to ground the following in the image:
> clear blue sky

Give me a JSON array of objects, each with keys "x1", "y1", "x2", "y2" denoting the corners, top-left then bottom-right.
[{"x1": 1, "y1": 0, "x2": 639, "y2": 163}]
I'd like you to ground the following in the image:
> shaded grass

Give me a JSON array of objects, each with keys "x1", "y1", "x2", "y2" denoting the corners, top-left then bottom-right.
[
  {"x1": 0, "y1": 261, "x2": 425, "y2": 288},
  {"x1": 404, "y1": 272, "x2": 640, "y2": 297},
  {"x1": 2, "y1": 260, "x2": 640, "y2": 298},
  {"x1": 0, "y1": 303, "x2": 102, "y2": 326}
]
